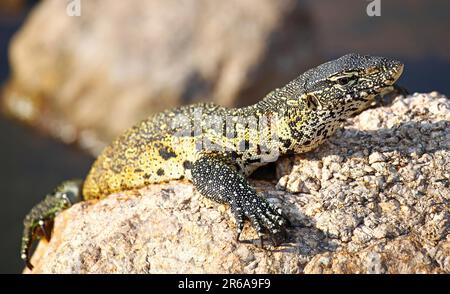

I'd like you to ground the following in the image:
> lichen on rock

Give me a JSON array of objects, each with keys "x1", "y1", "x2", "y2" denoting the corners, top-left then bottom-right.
[{"x1": 25, "y1": 93, "x2": 449, "y2": 273}]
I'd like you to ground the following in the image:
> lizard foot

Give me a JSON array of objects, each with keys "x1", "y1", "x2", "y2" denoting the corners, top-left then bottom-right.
[
  {"x1": 233, "y1": 195, "x2": 288, "y2": 248},
  {"x1": 191, "y1": 155, "x2": 288, "y2": 248},
  {"x1": 21, "y1": 180, "x2": 83, "y2": 270}
]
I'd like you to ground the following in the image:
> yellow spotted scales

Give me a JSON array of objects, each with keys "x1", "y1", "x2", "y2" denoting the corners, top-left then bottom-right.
[{"x1": 21, "y1": 54, "x2": 404, "y2": 269}]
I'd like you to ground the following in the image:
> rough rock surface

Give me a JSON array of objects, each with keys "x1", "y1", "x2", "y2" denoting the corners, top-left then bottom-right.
[
  {"x1": 25, "y1": 93, "x2": 450, "y2": 273},
  {"x1": 2, "y1": 0, "x2": 317, "y2": 155}
]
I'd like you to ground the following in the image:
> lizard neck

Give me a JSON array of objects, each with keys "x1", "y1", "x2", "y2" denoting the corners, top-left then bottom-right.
[
  {"x1": 226, "y1": 84, "x2": 324, "y2": 157},
  {"x1": 228, "y1": 90, "x2": 307, "y2": 156},
  {"x1": 233, "y1": 89, "x2": 288, "y2": 117}
]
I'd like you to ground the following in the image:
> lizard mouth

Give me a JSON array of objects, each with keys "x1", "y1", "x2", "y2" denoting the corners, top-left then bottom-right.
[
  {"x1": 393, "y1": 63, "x2": 404, "y2": 80},
  {"x1": 371, "y1": 62, "x2": 404, "y2": 96},
  {"x1": 371, "y1": 63, "x2": 408, "y2": 104},
  {"x1": 385, "y1": 63, "x2": 404, "y2": 86}
]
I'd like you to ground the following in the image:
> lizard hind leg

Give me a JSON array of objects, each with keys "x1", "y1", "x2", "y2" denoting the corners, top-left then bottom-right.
[{"x1": 21, "y1": 179, "x2": 83, "y2": 270}]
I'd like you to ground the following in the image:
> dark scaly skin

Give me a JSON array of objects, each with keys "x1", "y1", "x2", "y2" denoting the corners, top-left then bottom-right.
[{"x1": 21, "y1": 53, "x2": 404, "y2": 269}]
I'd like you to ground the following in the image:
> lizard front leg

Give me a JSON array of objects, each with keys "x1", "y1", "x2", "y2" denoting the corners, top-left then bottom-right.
[{"x1": 191, "y1": 155, "x2": 287, "y2": 246}]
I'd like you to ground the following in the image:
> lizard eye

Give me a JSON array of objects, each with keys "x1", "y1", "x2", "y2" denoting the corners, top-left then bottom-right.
[{"x1": 337, "y1": 77, "x2": 351, "y2": 85}]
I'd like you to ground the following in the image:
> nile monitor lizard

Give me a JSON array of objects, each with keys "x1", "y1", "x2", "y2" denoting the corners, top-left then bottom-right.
[{"x1": 21, "y1": 53, "x2": 404, "y2": 269}]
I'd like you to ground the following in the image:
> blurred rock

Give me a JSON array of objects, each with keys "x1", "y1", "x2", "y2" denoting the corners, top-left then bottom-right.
[
  {"x1": 0, "y1": 0, "x2": 25, "y2": 16},
  {"x1": 2, "y1": 0, "x2": 318, "y2": 155},
  {"x1": 24, "y1": 93, "x2": 449, "y2": 273}
]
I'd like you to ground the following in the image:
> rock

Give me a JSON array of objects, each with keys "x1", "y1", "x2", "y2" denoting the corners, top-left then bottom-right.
[
  {"x1": 24, "y1": 182, "x2": 304, "y2": 274},
  {"x1": 304, "y1": 236, "x2": 447, "y2": 274},
  {"x1": 24, "y1": 93, "x2": 450, "y2": 273},
  {"x1": 2, "y1": 0, "x2": 318, "y2": 155},
  {"x1": 368, "y1": 152, "x2": 386, "y2": 165}
]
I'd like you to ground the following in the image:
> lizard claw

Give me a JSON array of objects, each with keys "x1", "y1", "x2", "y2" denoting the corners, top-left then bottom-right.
[
  {"x1": 21, "y1": 217, "x2": 54, "y2": 270},
  {"x1": 231, "y1": 193, "x2": 288, "y2": 247},
  {"x1": 259, "y1": 236, "x2": 264, "y2": 248},
  {"x1": 38, "y1": 219, "x2": 53, "y2": 242},
  {"x1": 393, "y1": 84, "x2": 410, "y2": 96},
  {"x1": 233, "y1": 208, "x2": 244, "y2": 242}
]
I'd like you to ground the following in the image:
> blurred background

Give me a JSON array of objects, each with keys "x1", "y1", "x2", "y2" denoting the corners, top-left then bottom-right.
[{"x1": 0, "y1": 0, "x2": 449, "y2": 273}]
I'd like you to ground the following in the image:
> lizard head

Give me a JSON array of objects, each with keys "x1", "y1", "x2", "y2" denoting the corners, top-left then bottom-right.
[
  {"x1": 295, "y1": 53, "x2": 404, "y2": 114},
  {"x1": 279, "y1": 53, "x2": 404, "y2": 152}
]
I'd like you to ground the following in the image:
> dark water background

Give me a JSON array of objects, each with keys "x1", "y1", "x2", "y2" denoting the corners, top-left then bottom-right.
[
  {"x1": 0, "y1": 1, "x2": 449, "y2": 273},
  {"x1": 0, "y1": 2, "x2": 94, "y2": 274}
]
